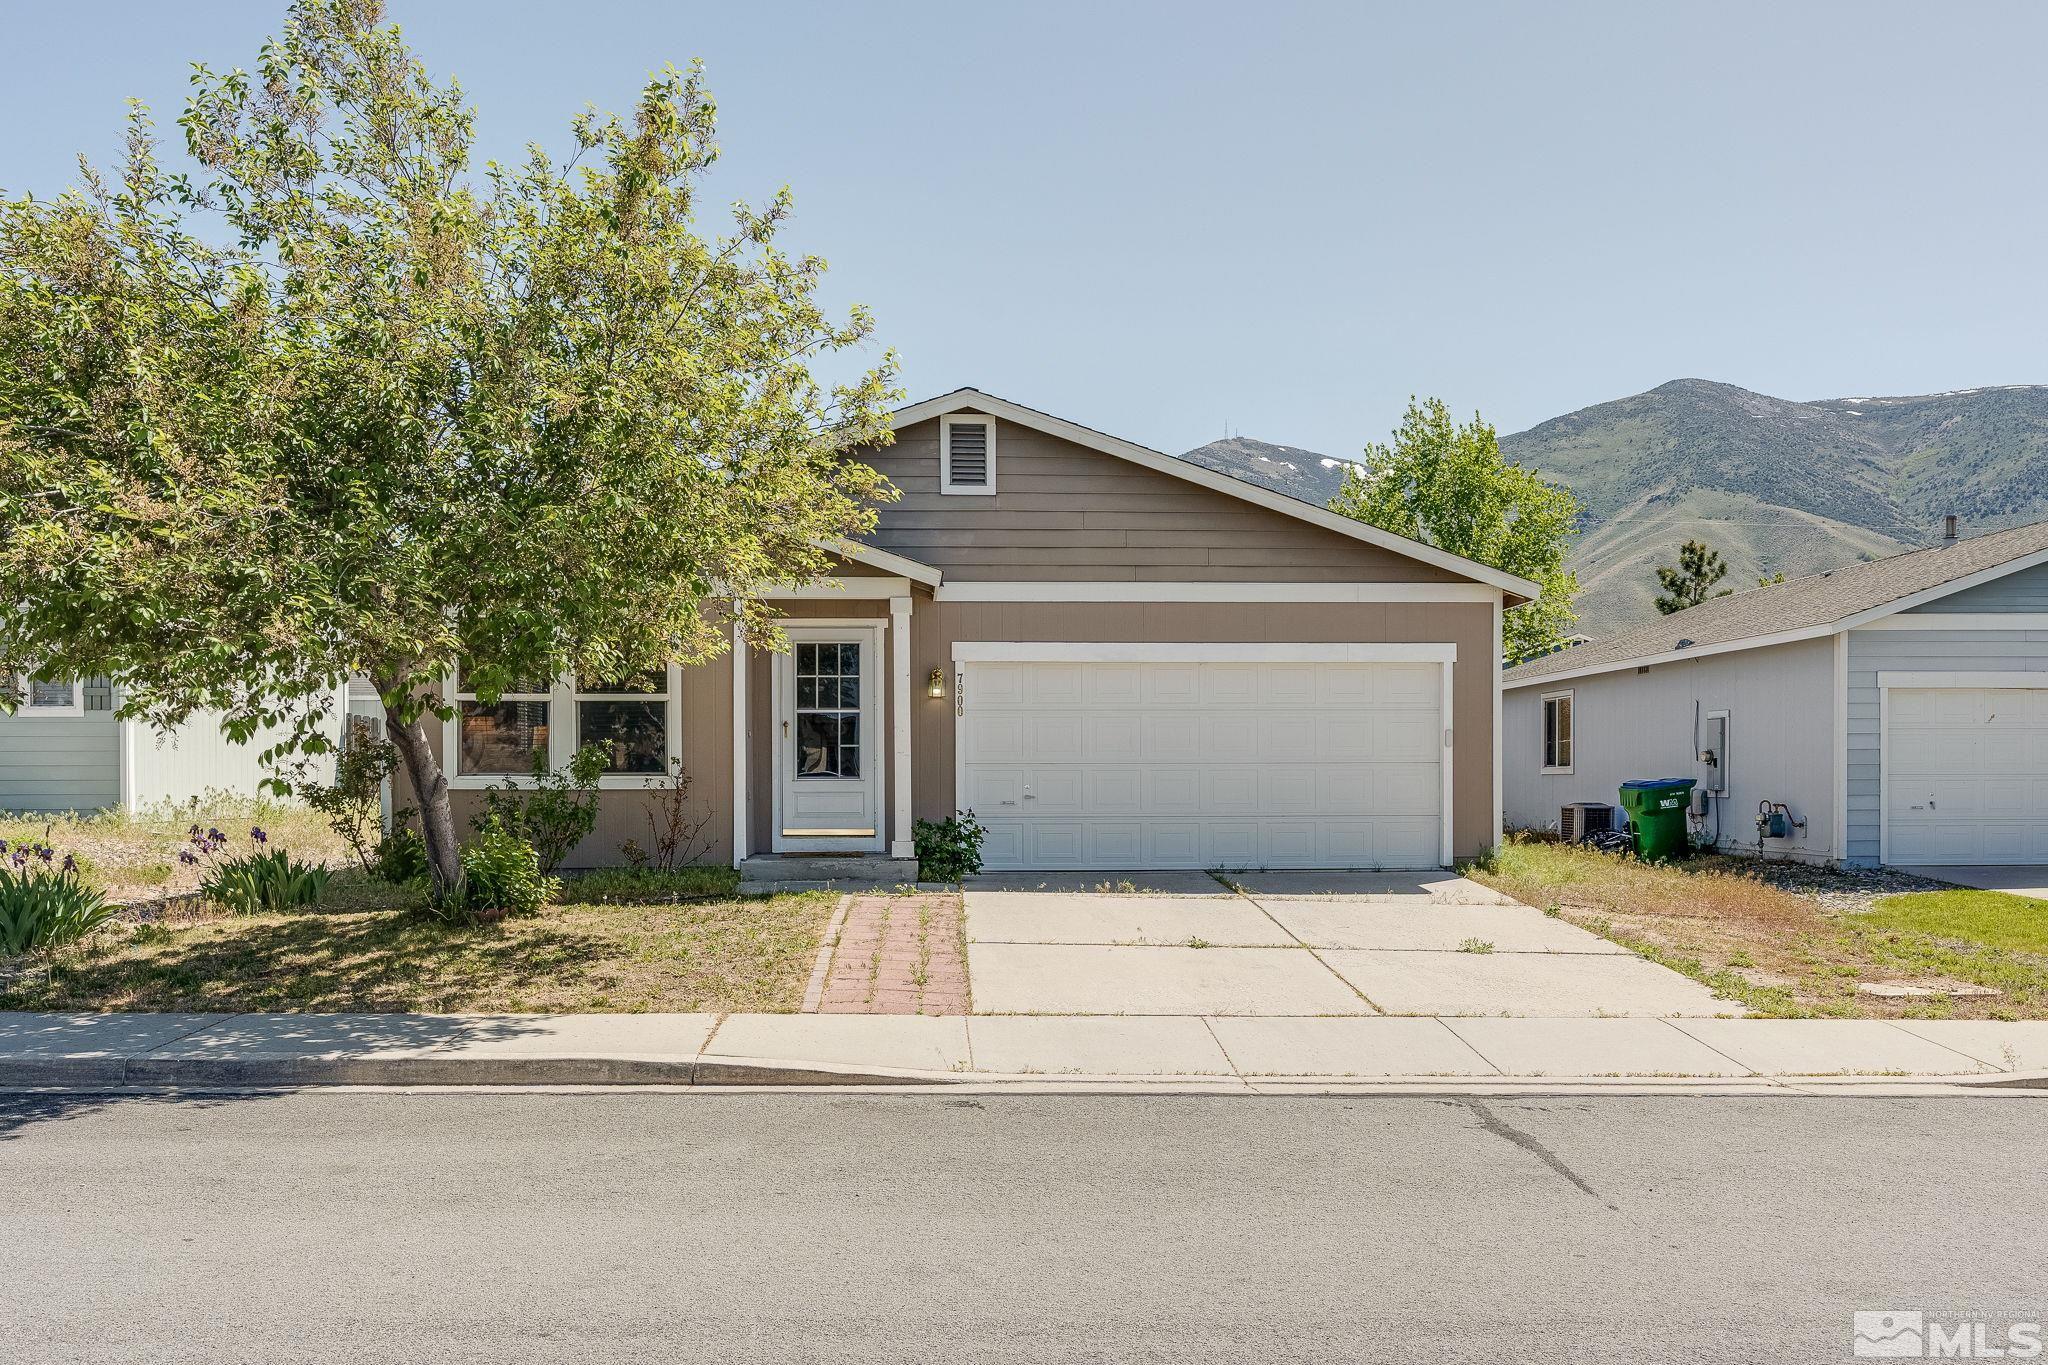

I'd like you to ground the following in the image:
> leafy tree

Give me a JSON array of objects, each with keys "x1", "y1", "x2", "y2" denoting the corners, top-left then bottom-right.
[
  {"x1": 1330, "y1": 398, "x2": 1582, "y2": 663},
  {"x1": 0, "y1": 1, "x2": 896, "y2": 898},
  {"x1": 1655, "y1": 540, "x2": 1734, "y2": 613}
]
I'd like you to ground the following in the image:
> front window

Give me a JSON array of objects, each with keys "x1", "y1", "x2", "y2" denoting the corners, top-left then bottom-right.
[
  {"x1": 793, "y1": 642, "x2": 861, "y2": 778},
  {"x1": 456, "y1": 673, "x2": 551, "y2": 776},
  {"x1": 1542, "y1": 692, "x2": 1573, "y2": 772},
  {"x1": 575, "y1": 670, "x2": 668, "y2": 775}
]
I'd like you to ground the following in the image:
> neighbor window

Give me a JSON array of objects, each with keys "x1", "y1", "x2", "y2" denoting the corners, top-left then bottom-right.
[
  {"x1": 939, "y1": 414, "x2": 996, "y2": 494},
  {"x1": 2, "y1": 671, "x2": 83, "y2": 718},
  {"x1": 575, "y1": 670, "x2": 669, "y2": 775},
  {"x1": 1542, "y1": 691, "x2": 1573, "y2": 772},
  {"x1": 455, "y1": 672, "x2": 551, "y2": 776}
]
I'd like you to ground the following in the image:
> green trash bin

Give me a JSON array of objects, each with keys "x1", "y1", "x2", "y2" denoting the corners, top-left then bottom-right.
[{"x1": 1617, "y1": 778, "x2": 1697, "y2": 861}]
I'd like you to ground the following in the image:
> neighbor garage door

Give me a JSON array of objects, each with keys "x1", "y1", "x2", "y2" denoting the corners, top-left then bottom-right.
[
  {"x1": 957, "y1": 654, "x2": 1448, "y2": 871},
  {"x1": 1886, "y1": 686, "x2": 2048, "y2": 863}
]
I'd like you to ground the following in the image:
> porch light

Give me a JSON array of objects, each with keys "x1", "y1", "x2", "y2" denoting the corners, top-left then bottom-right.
[{"x1": 927, "y1": 668, "x2": 947, "y2": 699}]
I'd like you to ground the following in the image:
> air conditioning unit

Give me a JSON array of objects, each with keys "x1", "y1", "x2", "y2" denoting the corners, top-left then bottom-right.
[{"x1": 1560, "y1": 802, "x2": 1615, "y2": 844}]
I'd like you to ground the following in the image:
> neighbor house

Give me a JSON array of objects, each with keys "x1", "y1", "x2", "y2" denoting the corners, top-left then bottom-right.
[
  {"x1": 399, "y1": 388, "x2": 1538, "y2": 876},
  {"x1": 1502, "y1": 520, "x2": 2048, "y2": 868},
  {"x1": 0, "y1": 674, "x2": 344, "y2": 815}
]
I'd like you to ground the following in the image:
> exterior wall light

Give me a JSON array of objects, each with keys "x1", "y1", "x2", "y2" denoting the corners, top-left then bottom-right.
[{"x1": 927, "y1": 668, "x2": 947, "y2": 699}]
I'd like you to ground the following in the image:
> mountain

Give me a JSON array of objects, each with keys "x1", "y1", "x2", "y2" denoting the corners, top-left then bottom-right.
[{"x1": 1180, "y1": 380, "x2": 2048, "y2": 636}]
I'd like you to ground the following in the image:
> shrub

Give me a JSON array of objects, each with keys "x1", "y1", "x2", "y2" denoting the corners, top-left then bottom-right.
[
  {"x1": 478, "y1": 745, "x2": 605, "y2": 873},
  {"x1": 200, "y1": 849, "x2": 331, "y2": 914},
  {"x1": 913, "y1": 810, "x2": 987, "y2": 883},
  {"x1": 454, "y1": 815, "x2": 558, "y2": 921},
  {"x1": 619, "y1": 758, "x2": 716, "y2": 872},
  {"x1": 374, "y1": 822, "x2": 429, "y2": 884},
  {"x1": 296, "y1": 725, "x2": 397, "y2": 874},
  {"x1": 0, "y1": 863, "x2": 120, "y2": 955}
]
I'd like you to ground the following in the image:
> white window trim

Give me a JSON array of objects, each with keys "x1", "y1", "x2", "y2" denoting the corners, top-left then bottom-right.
[
  {"x1": 932, "y1": 581, "x2": 1502, "y2": 603},
  {"x1": 939, "y1": 413, "x2": 997, "y2": 496},
  {"x1": 3, "y1": 671, "x2": 86, "y2": 719},
  {"x1": 444, "y1": 665, "x2": 683, "y2": 790},
  {"x1": 1540, "y1": 690, "x2": 1574, "y2": 774}
]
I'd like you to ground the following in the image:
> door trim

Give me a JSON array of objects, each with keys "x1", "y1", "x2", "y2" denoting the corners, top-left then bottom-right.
[{"x1": 772, "y1": 621, "x2": 887, "y2": 854}]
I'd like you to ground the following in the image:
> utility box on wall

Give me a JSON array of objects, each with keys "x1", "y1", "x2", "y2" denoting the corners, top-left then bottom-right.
[{"x1": 1699, "y1": 712, "x2": 1729, "y2": 797}]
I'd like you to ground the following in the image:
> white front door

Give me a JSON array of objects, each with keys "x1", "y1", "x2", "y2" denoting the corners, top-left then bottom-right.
[
  {"x1": 774, "y1": 627, "x2": 884, "y2": 852},
  {"x1": 1886, "y1": 686, "x2": 2048, "y2": 863}
]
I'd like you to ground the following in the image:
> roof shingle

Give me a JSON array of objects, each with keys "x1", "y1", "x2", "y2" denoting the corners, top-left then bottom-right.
[{"x1": 1505, "y1": 519, "x2": 2048, "y2": 685}]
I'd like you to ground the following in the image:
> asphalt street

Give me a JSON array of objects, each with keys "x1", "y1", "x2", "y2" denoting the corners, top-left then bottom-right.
[{"x1": 1, "y1": 1089, "x2": 2039, "y2": 1363}]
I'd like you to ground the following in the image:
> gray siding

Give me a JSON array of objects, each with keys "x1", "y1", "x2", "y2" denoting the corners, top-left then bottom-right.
[
  {"x1": 1844, "y1": 627, "x2": 2048, "y2": 864},
  {"x1": 0, "y1": 681, "x2": 120, "y2": 812},
  {"x1": 1906, "y1": 559, "x2": 2048, "y2": 612},
  {"x1": 858, "y1": 416, "x2": 1462, "y2": 583},
  {"x1": 1503, "y1": 637, "x2": 1836, "y2": 860}
]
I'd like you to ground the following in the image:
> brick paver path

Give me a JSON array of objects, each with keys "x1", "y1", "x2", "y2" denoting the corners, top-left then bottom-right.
[{"x1": 816, "y1": 894, "x2": 970, "y2": 1015}]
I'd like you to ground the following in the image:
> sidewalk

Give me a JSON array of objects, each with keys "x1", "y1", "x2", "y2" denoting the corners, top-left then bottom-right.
[{"x1": 2, "y1": 1011, "x2": 2044, "y2": 1092}]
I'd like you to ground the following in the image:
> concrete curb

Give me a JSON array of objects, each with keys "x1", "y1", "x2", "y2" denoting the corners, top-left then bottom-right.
[{"x1": 1, "y1": 1052, "x2": 2041, "y2": 1093}]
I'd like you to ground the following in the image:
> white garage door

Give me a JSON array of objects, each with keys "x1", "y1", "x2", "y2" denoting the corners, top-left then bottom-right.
[
  {"x1": 958, "y1": 658, "x2": 1447, "y2": 871},
  {"x1": 1886, "y1": 687, "x2": 2048, "y2": 864}
]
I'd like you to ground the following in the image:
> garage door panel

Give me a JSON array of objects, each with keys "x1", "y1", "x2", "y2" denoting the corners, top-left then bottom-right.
[
  {"x1": 1887, "y1": 687, "x2": 2048, "y2": 864},
  {"x1": 961, "y1": 657, "x2": 1445, "y2": 871}
]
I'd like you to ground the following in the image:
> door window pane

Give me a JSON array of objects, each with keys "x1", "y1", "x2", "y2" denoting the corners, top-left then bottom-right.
[
  {"x1": 459, "y1": 701, "x2": 549, "y2": 775},
  {"x1": 793, "y1": 640, "x2": 862, "y2": 779},
  {"x1": 578, "y1": 699, "x2": 665, "y2": 774}
]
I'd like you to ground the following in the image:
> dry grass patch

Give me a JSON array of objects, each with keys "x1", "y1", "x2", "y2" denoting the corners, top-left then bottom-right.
[
  {"x1": 1, "y1": 800, "x2": 350, "y2": 905},
  {"x1": 1466, "y1": 837, "x2": 2048, "y2": 1020},
  {"x1": 0, "y1": 871, "x2": 837, "y2": 1014}
]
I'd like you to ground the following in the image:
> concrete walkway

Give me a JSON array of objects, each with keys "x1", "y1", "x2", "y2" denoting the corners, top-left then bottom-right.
[{"x1": 2, "y1": 1011, "x2": 2043, "y2": 1090}]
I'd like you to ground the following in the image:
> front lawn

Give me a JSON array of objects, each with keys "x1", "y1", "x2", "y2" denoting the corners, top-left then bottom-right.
[
  {"x1": 1465, "y1": 838, "x2": 2048, "y2": 1020},
  {"x1": 0, "y1": 870, "x2": 837, "y2": 1014}
]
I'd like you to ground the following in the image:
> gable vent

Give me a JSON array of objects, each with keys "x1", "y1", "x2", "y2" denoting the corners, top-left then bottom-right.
[{"x1": 941, "y1": 416, "x2": 995, "y2": 494}]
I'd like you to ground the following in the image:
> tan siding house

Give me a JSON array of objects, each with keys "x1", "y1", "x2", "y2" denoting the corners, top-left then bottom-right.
[{"x1": 411, "y1": 389, "x2": 1535, "y2": 875}]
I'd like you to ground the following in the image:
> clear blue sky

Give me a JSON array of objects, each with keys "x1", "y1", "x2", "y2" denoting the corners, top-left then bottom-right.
[{"x1": 6, "y1": 1, "x2": 2045, "y2": 456}]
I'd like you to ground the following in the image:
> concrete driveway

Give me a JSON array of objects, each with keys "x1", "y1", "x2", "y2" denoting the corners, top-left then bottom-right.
[
  {"x1": 963, "y1": 872, "x2": 1737, "y2": 1018},
  {"x1": 1899, "y1": 865, "x2": 2048, "y2": 901}
]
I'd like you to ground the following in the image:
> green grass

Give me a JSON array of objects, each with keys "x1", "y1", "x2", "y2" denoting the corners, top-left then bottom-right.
[
  {"x1": 557, "y1": 864, "x2": 742, "y2": 904},
  {"x1": 1864, "y1": 890, "x2": 2048, "y2": 956}
]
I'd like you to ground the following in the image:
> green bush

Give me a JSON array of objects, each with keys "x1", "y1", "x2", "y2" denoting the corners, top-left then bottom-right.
[
  {"x1": 913, "y1": 810, "x2": 987, "y2": 883},
  {"x1": 374, "y1": 823, "x2": 429, "y2": 884},
  {"x1": 200, "y1": 849, "x2": 331, "y2": 914},
  {"x1": 0, "y1": 864, "x2": 120, "y2": 955},
  {"x1": 455, "y1": 815, "x2": 558, "y2": 920},
  {"x1": 478, "y1": 745, "x2": 606, "y2": 874}
]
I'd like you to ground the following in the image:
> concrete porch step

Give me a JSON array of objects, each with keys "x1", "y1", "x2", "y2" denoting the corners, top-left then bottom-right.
[{"x1": 739, "y1": 854, "x2": 921, "y2": 885}]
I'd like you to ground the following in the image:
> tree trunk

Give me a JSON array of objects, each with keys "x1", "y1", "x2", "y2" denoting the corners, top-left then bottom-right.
[{"x1": 383, "y1": 700, "x2": 463, "y2": 898}]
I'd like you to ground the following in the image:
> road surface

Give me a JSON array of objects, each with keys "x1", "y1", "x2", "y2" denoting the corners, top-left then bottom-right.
[{"x1": 2, "y1": 1089, "x2": 2039, "y2": 1363}]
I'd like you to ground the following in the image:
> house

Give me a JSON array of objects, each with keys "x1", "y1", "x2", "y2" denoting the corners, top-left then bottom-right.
[
  {"x1": 0, "y1": 674, "x2": 344, "y2": 815},
  {"x1": 1501, "y1": 520, "x2": 2048, "y2": 868},
  {"x1": 406, "y1": 388, "x2": 1538, "y2": 875}
]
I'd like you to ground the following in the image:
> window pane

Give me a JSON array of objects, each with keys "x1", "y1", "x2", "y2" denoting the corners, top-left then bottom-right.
[
  {"x1": 837, "y1": 643, "x2": 861, "y2": 676},
  {"x1": 578, "y1": 699, "x2": 665, "y2": 774},
  {"x1": 28, "y1": 677, "x2": 75, "y2": 709},
  {"x1": 459, "y1": 701, "x2": 548, "y2": 775},
  {"x1": 581, "y1": 669, "x2": 664, "y2": 696},
  {"x1": 795, "y1": 712, "x2": 861, "y2": 778}
]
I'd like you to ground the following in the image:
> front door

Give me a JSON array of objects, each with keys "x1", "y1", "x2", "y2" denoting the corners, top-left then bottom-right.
[{"x1": 774, "y1": 627, "x2": 884, "y2": 852}]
